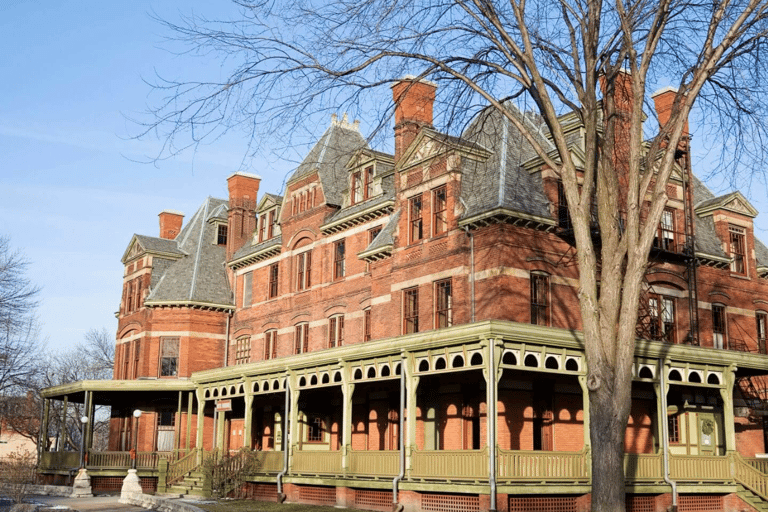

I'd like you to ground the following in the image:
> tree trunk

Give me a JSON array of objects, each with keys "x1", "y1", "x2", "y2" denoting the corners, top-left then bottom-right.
[{"x1": 590, "y1": 378, "x2": 630, "y2": 512}]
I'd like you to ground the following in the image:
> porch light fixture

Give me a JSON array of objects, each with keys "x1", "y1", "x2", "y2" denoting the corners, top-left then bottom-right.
[
  {"x1": 79, "y1": 415, "x2": 89, "y2": 468},
  {"x1": 132, "y1": 409, "x2": 142, "y2": 470}
]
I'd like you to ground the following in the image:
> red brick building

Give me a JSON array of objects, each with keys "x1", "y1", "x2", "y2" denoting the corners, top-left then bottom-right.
[{"x1": 40, "y1": 78, "x2": 768, "y2": 511}]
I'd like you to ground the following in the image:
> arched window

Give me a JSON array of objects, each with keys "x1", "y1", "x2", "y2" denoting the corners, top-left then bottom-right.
[
  {"x1": 328, "y1": 315, "x2": 344, "y2": 348},
  {"x1": 294, "y1": 323, "x2": 309, "y2": 354}
]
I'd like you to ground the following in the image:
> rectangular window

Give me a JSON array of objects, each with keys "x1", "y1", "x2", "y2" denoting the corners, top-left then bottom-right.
[
  {"x1": 712, "y1": 305, "x2": 726, "y2": 349},
  {"x1": 307, "y1": 416, "x2": 324, "y2": 442},
  {"x1": 268, "y1": 209, "x2": 276, "y2": 239},
  {"x1": 217, "y1": 224, "x2": 228, "y2": 245},
  {"x1": 648, "y1": 295, "x2": 676, "y2": 343},
  {"x1": 269, "y1": 263, "x2": 279, "y2": 299},
  {"x1": 258, "y1": 215, "x2": 266, "y2": 242},
  {"x1": 160, "y1": 337, "x2": 179, "y2": 377},
  {"x1": 334, "y1": 240, "x2": 346, "y2": 279},
  {"x1": 294, "y1": 323, "x2": 309, "y2": 354},
  {"x1": 433, "y1": 185, "x2": 448, "y2": 236},
  {"x1": 352, "y1": 171, "x2": 363, "y2": 204},
  {"x1": 435, "y1": 279, "x2": 453, "y2": 329},
  {"x1": 328, "y1": 316, "x2": 344, "y2": 348},
  {"x1": 668, "y1": 415, "x2": 680, "y2": 444},
  {"x1": 296, "y1": 251, "x2": 312, "y2": 291},
  {"x1": 757, "y1": 312, "x2": 767, "y2": 354},
  {"x1": 264, "y1": 330, "x2": 277, "y2": 360},
  {"x1": 530, "y1": 273, "x2": 549, "y2": 326},
  {"x1": 729, "y1": 226, "x2": 746, "y2": 274},
  {"x1": 404, "y1": 288, "x2": 419, "y2": 334},
  {"x1": 242, "y1": 271, "x2": 253, "y2": 307},
  {"x1": 133, "y1": 339, "x2": 141, "y2": 379},
  {"x1": 235, "y1": 336, "x2": 250, "y2": 365},
  {"x1": 655, "y1": 209, "x2": 675, "y2": 251},
  {"x1": 409, "y1": 195, "x2": 423, "y2": 243},
  {"x1": 364, "y1": 309, "x2": 372, "y2": 342}
]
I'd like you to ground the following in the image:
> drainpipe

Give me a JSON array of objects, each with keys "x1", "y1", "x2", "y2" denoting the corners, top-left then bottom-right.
[
  {"x1": 277, "y1": 383, "x2": 289, "y2": 503},
  {"x1": 660, "y1": 365, "x2": 677, "y2": 511},
  {"x1": 488, "y1": 340, "x2": 497, "y2": 512},
  {"x1": 463, "y1": 224, "x2": 476, "y2": 323},
  {"x1": 392, "y1": 365, "x2": 405, "y2": 512},
  {"x1": 223, "y1": 311, "x2": 232, "y2": 367}
]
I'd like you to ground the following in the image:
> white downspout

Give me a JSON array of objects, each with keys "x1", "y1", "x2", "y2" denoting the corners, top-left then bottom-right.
[
  {"x1": 488, "y1": 339, "x2": 497, "y2": 512},
  {"x1": 277, "y1": 384, "x2": 289, "y2": 502},
  {"x1": 392, "y1": 365, "x2": 405, "y2": 512},
  {"x1": 660, "y1": 365, "x2": 677, "y2": 511}
]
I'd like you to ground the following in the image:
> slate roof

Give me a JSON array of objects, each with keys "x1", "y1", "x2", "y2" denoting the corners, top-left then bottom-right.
[
  {"x1": 132, "y1": 235, "x2": 184, "y2": 257},
  {"x1": 459, "y1": 105, "x2": 555, "y2": 221},
  {"x1": 231, "y1": 234, "x2": 282, "y2": 262},
  {"x1": 144, "y1": 197, "x2": 233, "y2": 308},
  {"x1": 324, "y1": 173, "x2": 396, "y2": 227},
  {"x1": 362, "y1": 210, "x2": 401, "y2": 256},
  {"x1": 690, "y1": 176, "x2": 730, "y2": 260},
  {"x1": 288, "y1": 116, "x2": 370, "y2": 207}
]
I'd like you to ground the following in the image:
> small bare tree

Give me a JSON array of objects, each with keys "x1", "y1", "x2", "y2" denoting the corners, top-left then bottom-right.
[{"x1": 138, "y1": 1, "x2": 768, "y2": 510}]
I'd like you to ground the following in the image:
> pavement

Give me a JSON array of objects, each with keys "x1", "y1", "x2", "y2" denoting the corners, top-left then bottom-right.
[
  {"x1": 25, "y1": 495, "x2": 147, "y2": 511},
  {"x1": 20, "y1": 494, "x2": 214, "y2": 512}
]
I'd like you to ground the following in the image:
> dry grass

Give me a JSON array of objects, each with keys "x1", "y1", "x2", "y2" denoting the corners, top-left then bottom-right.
[{"x1": 197, "y1": 499, "x2": 346, "y2": 512}]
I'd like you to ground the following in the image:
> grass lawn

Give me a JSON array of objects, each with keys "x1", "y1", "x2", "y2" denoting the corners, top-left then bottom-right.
[{"x1": 197, "y1": 499, "x2": 347, "y2": 512}]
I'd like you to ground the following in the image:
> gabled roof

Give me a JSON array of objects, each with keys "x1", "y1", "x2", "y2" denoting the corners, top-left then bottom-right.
[
  {"x1": 288, "y1": 114, "x2": 369, "y2": 207},
  {"x1": 257, "y1": 193, "x2": 283, "y2": 211},
  {"x1": 143, "y1": 197, "x2": 233, "y2": 309},
  {"x1": 359, "y1": 210, "x2": 400, "y2": 261},
  {"x1": 121, "y1": 235, "x2": 185, "y2": 264},
  {"x1": 694, "y1": 190, "x2": 758, "y2": 218}
]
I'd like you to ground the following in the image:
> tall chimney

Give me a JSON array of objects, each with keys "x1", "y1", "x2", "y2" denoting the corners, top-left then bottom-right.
[
  {"x1": 158, "y1": 210, "x2": 184, "y2": 240},
  {"x1": 392, "y1": 77, "x2": 437, "y2": 163},
  {"x1": 652, "y1": 86, "x2": 689, "y2": 142},
  {"x1": 226, "y1": 172, "x2": 261, "y2": 260}
]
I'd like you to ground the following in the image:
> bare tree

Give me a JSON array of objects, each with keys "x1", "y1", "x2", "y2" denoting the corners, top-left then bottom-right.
[{"x1": 139, "y1": 1, "x2": 768, "y2": 509}]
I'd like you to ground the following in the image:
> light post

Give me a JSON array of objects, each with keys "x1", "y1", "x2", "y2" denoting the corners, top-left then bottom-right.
[
  {"x1": 79, "y1": 415, "x2": 89, "y2": 468},
  {"x1": 132, "y1": 409, "x2": 142, "y2": 470}
]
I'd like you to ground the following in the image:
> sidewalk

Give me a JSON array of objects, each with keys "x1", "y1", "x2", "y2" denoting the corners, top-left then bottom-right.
[{"x1": 27, "y1": 494, "x2": 147, "y2": 511}]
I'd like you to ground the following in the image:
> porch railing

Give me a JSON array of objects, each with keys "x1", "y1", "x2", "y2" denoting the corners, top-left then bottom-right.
[
  {"x1": 744, "y1": 457, "x2": 768, "y2": 475},
  {"x1": 253, "y1": 450, "x2": 285, "y2": 473},
  {"x1": 167, "y1": 448, "x2": 200, "y2": 486},
  {"x1": 87, "y1": 451, "x2": 172, "y2": 470},
  {"x1": 291, "y1": 450, "x2": 342, "y2": 475},
  {"x1": 39, "y1": 451, "x2": 79, "y2": 470},
  {"x1": 669, "y1": 454, "x2": 731, "y2": 481},
  {"x1": 735, "y1": 453, "x2": 768, "y2": 500},
  {"x1": 410, "y1": 448, "x2": 489, "y2": 480},
  {"x1": 348, "y1": 449, "x2": 399, "y2": 477},
  {"x1": 624, "y1": 453, "x2": 663, "y2": 482},
  {"x1": 497, "y1": 449, "x2": 588, "y2": 482}
]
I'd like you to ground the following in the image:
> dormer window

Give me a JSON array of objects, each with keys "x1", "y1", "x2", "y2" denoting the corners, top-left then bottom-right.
[
  {"x1": 258, "y1": 208, "x2": 279, "y2": 243},
  {"x1": 351, "y1": 166, "x2": 374, "y2": 205},
  {"x1": 217, "y1": 224, "x2": 228, "y2": 245},
  {"x1": 729, "y1": 225, "x2": 746, "y2": 275}
]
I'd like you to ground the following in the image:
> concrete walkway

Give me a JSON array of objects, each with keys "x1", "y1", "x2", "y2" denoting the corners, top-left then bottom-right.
[{"x1": 27, "y1": 494, "x2": 147, "y2": 511}]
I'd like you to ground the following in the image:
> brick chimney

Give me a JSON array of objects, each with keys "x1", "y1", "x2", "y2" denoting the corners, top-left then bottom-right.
[
  {"x1": 158, "y1": 210, "x2": 184, "y2": 240},
  {"x1": 392, "y1": 77, "x2": 437, "y2": 163},
  {"x1": 226, "y1": 172, "x2": 261, "y2": 260},
  {"x1": 652, "y1": 86, "x2": 689, "y2": 142},
  {"x1": 599, "y1": 70, "x2": 634, "y2": 212}
]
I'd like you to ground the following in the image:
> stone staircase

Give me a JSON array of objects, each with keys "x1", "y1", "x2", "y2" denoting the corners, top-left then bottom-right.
[{"x1": 164, "y1": 470, "x2": 210, "y2": 498}]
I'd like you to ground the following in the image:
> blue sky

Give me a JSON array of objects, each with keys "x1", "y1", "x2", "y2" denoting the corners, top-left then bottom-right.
[{"x1": 1, "y1": 1, "x2": 767, "y2": 354}]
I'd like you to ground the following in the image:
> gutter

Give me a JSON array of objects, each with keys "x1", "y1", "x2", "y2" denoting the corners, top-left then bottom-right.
[
  {"x1": 392, "y1": 365, "x2": 405, "y2": 512},
  {"x1": 660, "y1": 364, "x2": 678, "y2": 511},
  {"x1": 463, "y1": 224, "x2": 476, "y2": 323},
  {"x1": 277, "y1": 383, "x2": 289, "y2": 502}
]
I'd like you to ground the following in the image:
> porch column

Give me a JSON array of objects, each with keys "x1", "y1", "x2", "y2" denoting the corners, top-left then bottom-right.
[
  {"x1": 720, "y1": 365, "x2": 737, "y2": 453},
  {"x1": 341, "y1": 365, "x2": 354, "y2": 476},
  {"x1": 39, "y1": 398, "x2": 50, "y2": 455},
  {"x1": 195, "y1": 390, "x2": 206, "y2": 465},
  {"x1": 175, "y1": 391, "x2": 183, "y2": 452},
  {"x1": 186, "y1": 391, "x2": 193, "y2": 451},
  {"x1": 404, "y1": 356, "x2": 419, "y2": 474},
  {"x1": 483, "y1": 338, "x2": 502, "y2": 512},
  {"x1": 243, "y1": 380, "x2": 254, "y2": 450},
  {"x1": 653, "y1": 361, "x2": 670, "y2": 454},
  {"x1": 85, "y1": 390, "x2": 95, "y2": 455},
  {"x1": 58, "y1": 395, "x2": 68, "y2": 451},
  {"x1": 288, "y1": 375, "x2": 301, "y2": 468},
  {"x1": 216, "y1": 407, "x2": 227, "y2": 453}
]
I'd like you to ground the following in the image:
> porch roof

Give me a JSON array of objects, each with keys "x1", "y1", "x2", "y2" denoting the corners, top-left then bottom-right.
[{"x1": 41, "y1": 378, "x2": 195, "y2": 404}]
